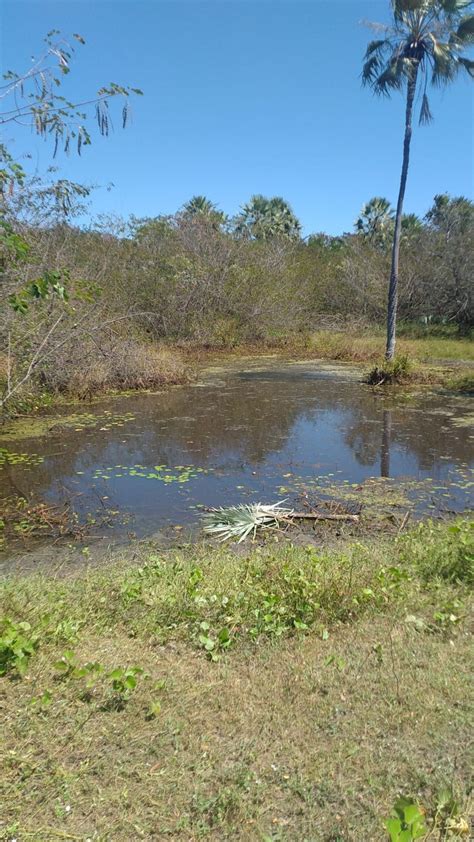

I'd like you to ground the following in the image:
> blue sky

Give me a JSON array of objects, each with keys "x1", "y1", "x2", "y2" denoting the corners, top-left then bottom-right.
[{"x1": 2, "y1": 0, "x2": 473, "y2": 235}]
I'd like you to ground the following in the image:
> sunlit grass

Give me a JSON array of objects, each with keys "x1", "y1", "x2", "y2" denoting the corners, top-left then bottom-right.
[{"x1": 1, "y1": 518, "x2": 472, "y2": 839}]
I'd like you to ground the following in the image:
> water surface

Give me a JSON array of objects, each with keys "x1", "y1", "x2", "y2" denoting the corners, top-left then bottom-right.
[{"x1": 1, "y1": 359, "x2": 472, "y2": 543}]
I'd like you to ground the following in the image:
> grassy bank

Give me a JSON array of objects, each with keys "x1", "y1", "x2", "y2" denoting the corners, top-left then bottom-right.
[{"x1": 1, "y1": 519, "x2": 472, "y2": 840}]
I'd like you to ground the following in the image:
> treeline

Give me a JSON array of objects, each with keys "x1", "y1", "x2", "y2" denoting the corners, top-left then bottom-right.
[{"x1": 1, "y1": 185, "x2": 472, "y2": 407}]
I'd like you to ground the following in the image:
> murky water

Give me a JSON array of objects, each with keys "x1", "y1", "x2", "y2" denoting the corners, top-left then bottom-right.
[{"x1": 1, "y1": 359, "x2": 473, "y2": 543}]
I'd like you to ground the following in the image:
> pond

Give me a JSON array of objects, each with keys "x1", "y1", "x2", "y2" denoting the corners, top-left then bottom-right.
[{"x1": 0, "y1": 358, "x2": 473, "y2": 547}]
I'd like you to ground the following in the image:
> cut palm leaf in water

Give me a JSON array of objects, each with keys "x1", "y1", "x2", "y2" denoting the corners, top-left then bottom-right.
[{"x1": 203, "y1": 501, "x2": 294, "y2": 543}]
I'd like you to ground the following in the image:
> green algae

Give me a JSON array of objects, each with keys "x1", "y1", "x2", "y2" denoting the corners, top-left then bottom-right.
[
  {"x1": 0, "y1": 448, "x2": 44, "y2": 469},
  {"x1": 0, "y1": 410, "x2": 136, "y2": 442}
]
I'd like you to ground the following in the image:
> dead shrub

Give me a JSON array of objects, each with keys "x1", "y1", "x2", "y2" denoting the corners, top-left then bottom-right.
[{"x1": 36, "y1": 338, "x2": 189, "y2": 398}]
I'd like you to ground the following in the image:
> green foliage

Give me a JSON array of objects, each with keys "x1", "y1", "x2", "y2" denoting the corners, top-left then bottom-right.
[
  {"x1": 366, "y1": 355, "x2": 411, "y2": 384},
  {"x1": 407, "y1": 520, "x2": 474, "y2": 584},
  {"x1": 385, "y1": 797, "x2": 427, "y2": 841},
  {"x1": 355, "y1": 196, "x2": 394, "y2": 248},
  {"x1": 235, "y1": 194, "x2": 302, "y2": 240},
  {"x1": 8, "y1": 269, "x2": 70, "y2": 313},
  {"x1": 107, "y1": 665, "x2": 144, "y2": 696},
  {"x1": 0, "y1": 31, "x2": 142, "y2": 158},
  {"x1": 0, "y1": 618, "x2": 38, "y2": 675},
  {"x1": 362, "y1": 2, "x2": 473, "y2": 116},
  {"x1": 0, "y1": 218, "x2": 29, "y2": 265}
]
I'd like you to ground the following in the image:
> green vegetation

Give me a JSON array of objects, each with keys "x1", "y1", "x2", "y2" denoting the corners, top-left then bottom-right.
[{"x1": 1, "y1": 519, "x2": 472, "y2": 839}]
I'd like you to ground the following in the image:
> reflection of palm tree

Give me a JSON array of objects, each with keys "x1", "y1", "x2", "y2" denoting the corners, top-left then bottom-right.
[{"x1": 380, "y1": 409, "x2": 392, "y2": 478}]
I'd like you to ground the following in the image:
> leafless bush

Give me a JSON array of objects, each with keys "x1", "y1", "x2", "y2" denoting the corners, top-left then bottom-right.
[{"x1": 36, "y1": 338, "x2": 189, "y2": 397}]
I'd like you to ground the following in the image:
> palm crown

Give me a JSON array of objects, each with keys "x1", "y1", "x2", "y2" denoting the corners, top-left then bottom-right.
[
  {"x1": 236, "y1": 195, "x2": 301, "y2": 240},
  {"x1": 362, "y1": 0, "x2": 474, "y2": 123}
]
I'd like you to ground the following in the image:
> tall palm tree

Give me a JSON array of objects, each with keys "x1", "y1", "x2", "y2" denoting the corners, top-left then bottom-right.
[{"x1": 362, "y1": 0, "x2": 473, "y2": 359}]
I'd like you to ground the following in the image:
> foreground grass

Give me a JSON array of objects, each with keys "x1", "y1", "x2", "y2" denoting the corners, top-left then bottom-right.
[{"x1": 1, "y1": 519, "x2": 473, "y2": 840}]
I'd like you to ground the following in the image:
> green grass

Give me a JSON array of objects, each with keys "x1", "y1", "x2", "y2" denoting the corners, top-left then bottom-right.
[
  {"x1": 1, "y1": 518, "x2": 473, "y2": 840},
  {"x1": 305, "y1": 330, "x2": 474, "y2": 364}
]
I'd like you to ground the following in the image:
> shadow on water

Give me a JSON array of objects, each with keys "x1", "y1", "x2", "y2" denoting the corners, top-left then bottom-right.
[{"x1": 1, "y1": 359, "x2": 472, "y2": 543}]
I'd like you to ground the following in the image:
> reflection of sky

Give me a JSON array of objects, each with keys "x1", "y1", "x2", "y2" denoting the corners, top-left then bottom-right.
[{"x1": 1, "y1": 362, "x2": 473, "y2": 536}]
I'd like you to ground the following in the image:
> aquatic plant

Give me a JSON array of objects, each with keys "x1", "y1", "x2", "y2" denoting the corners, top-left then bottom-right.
[
  {"x1": 0, "y1": 447, "x2": 44, "y2": 468},
  {"x1": 92, "y1": 463, "x2": 208, "y2": 483}
]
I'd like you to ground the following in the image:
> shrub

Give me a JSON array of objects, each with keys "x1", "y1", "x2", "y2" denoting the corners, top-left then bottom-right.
[
  {"x1": 36, "y1": 339, "x2": 189, "y2": 397},
  {"x1": 366, "y1": 354, "x2": 411, "y2": 385}
]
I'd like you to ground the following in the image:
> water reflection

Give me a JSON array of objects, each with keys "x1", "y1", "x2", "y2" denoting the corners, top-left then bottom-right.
[
  {"x1": 380, "y1": 410, "x2": 392, "y2": 478},
  {"x1": 0, "y1": 360, "x2": 472, "y2": 536}
]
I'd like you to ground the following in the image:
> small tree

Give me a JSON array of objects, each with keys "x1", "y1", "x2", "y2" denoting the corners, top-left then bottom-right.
[
  {"x1": 362, "y1": 0, "x2": 473, "y2": 359},
  {"x1": 0, "y1": 31, "x2": 142, "y2": 413}
]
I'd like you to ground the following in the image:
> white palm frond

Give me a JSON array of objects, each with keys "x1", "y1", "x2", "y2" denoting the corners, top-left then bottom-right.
[{"x1": 203, "y1": 501, "x2": 294, "y2": 543}]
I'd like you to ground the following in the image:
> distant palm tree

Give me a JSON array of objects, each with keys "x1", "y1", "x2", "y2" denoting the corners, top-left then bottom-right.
[
  {"x1": 355, "y1": 196, "x2": 394, "y2": 246},
  {"x1": 183, "y1": 195, "x2": 217, "y2": 215},
  {"x1": 362, "y1": 0, "x2": 473, "y2": 359},
  {"x1": 236, "y1": 194, "x2": 301, "y2": 240},
  {"x1": 425, "y1": 192, "x2": 474, "y2": 235},
  {"x1": 182, "y1": 195, "x2": 226, "y2": 227}
]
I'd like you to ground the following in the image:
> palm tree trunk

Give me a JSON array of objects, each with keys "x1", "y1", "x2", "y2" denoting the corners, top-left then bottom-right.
[{"x1": 386, "y1": 69, "x2": 418, "y2": 360}]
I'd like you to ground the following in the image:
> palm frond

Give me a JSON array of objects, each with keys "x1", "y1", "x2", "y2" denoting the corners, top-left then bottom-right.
[
  {"x1": 203, "y1": 501, "x2": 294, "y2": 543},
  {"x1": 362, "y1": 55, "x2": 383, "y2": 85},
  {"x1": 419, "y1": 91, "x2": 434, "y2": 123},
  {"x1": 458, "y1": 55, "x2": 474, "y2": 75},
  {"x1": 364, "y1": 39, "x2": 391, "y2": 58},
  {"x1": 374, "y1": 56, "x2": 407, "y2": 94},
  {"x1": 431, "y1": 40, "x2": 459, "y2": 83},
  {"x1": 456, "y1": 13, "x2": 474, "y2": 42},
  {"x1": 392, "y1": 0, "x2": 430, "y2": 22},
  {"x1": 439, "y1": 0, "x2": 473, "y2": 16}
]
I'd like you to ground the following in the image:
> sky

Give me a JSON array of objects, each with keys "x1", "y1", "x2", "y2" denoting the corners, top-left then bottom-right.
[{"x1": 2, "y1": 0, "x2": 473, "y2": 235}]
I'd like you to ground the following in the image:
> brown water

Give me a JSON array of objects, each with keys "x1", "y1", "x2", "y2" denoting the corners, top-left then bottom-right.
[{"x1": 1, "y1": 359, "x2": 473, "y2": 544}]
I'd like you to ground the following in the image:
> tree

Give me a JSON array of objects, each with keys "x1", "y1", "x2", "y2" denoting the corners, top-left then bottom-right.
[
  {"x1": 355, "y1": 196, "x2": 394, "y2": 247},
  {"x1": 425, "y1": 192, "x2": 474, "y2": 235},
  {"x1": 0, "y1": 31, "x2": 142, "y2": 413},
  {"x1": 362, "y1": 0, "x2": 473, "y2": 359},
  {"x1": 235, "y1": 195, "x2": 301, "y2": 240},
  {"x1": 423, "y1": 193, "x2": 474, "y2": 329},
  {"x1": 181, "y1": 195, "x2": 226, "y2": 229},
  {"x1": 0, "y1": 30, "x2": 142, "y2": 168}
]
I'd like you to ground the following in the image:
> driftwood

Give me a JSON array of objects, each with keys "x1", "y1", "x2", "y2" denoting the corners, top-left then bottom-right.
[
  {"x1": 283, "y1": 512, "x2": 359, "y2": 523},
  {"x1": 204, "y1": 507, "x2": 359, "y2": 523}
]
